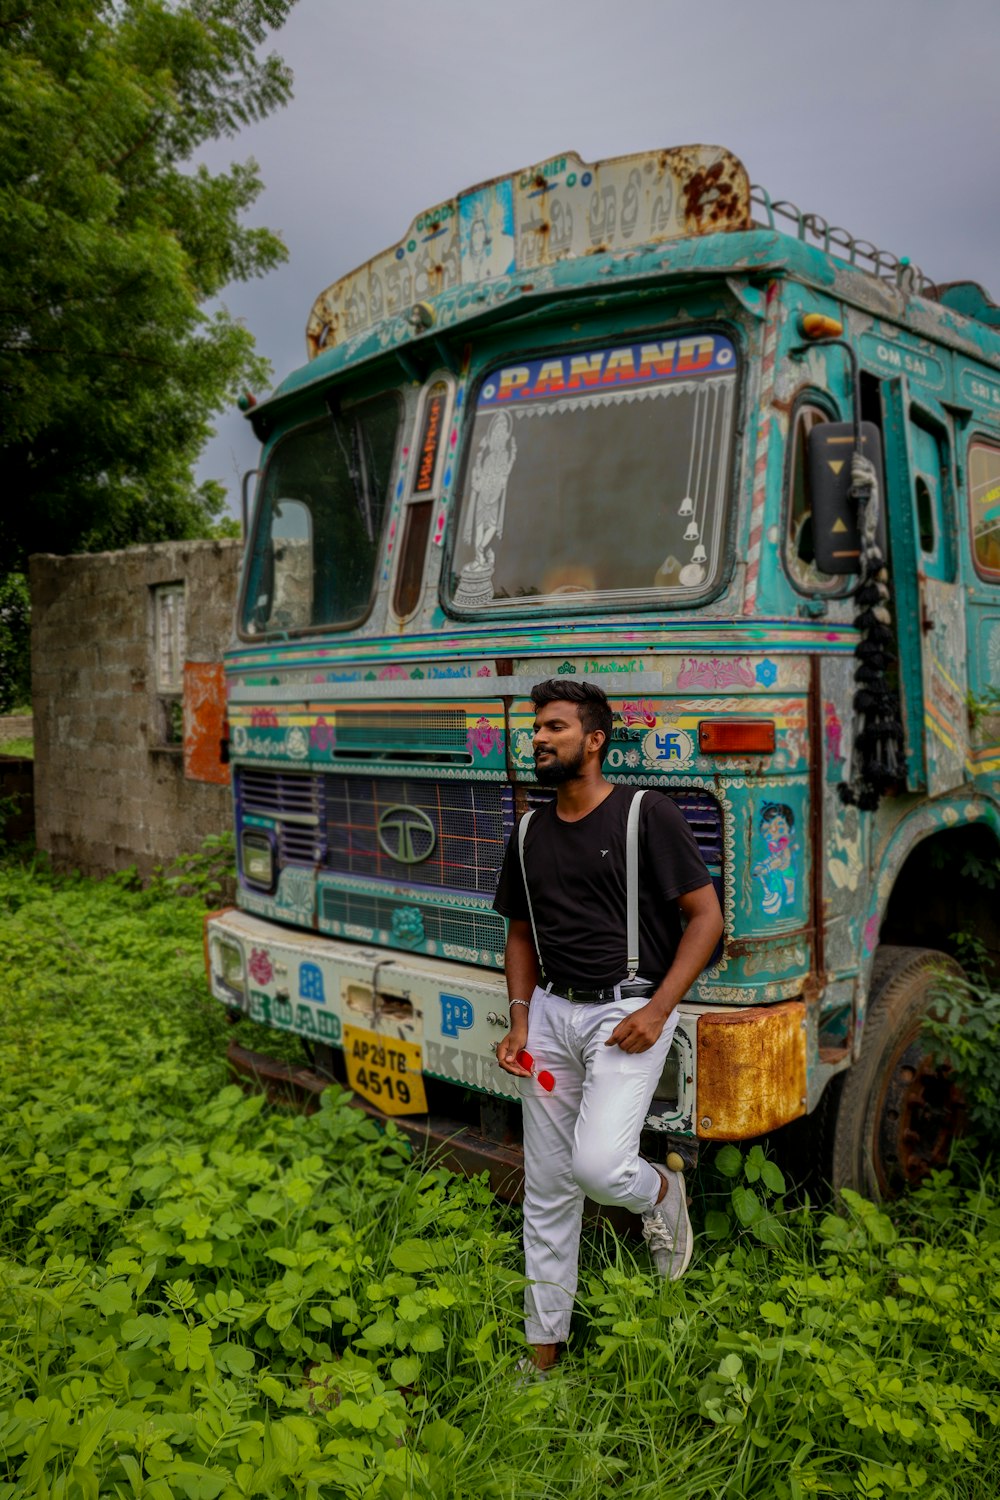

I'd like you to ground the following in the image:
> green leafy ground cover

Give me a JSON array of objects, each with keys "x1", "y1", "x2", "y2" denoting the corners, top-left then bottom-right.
[
  {"x1": 1, "y1": 860, "x2": 998, "y2": 1499},
  {"x1": 0, "y1": 739, "x2": 33, "y2": 759}
]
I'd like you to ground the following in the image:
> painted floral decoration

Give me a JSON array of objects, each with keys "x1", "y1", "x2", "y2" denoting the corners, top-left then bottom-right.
[
  {"x1": 391, "y1": 906, "x2": 425, "y2": 947},
  {"x1": 248, "y1": 948, "x2": 273, "y2": 986}
]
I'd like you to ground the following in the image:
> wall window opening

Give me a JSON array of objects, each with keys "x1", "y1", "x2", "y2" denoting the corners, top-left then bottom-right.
[{"x1": 152, "y1": 582, "x2": 186, "y2": 748}]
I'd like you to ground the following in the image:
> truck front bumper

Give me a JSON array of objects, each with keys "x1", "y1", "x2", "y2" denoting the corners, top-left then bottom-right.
[{"x1": 206, "y1": 908, "x2": 807, "y2": 1146}]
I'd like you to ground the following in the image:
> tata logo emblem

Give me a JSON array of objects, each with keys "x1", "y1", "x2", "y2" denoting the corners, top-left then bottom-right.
[{"x1": 377, "y1": 804, "x2": 436, "y2": 864}]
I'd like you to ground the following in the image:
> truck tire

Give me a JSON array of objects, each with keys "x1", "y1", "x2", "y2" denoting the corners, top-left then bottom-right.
[{"x1": 830, "y1": 945, "x2": 965, "y2": 1200}]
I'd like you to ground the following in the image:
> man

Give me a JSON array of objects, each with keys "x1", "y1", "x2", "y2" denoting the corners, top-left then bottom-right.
[{"x1": 494, "y1": 679, "x2": 723, "y2": 1374}]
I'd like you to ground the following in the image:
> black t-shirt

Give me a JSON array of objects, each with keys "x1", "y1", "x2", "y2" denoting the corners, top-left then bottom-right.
[{"x1": 493, "y1": 786, "x2": 712, "y2": 989}]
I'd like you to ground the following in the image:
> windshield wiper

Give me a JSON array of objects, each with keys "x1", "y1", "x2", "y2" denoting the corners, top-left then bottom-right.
[{"x1": 331, "y1": 411, "x2": 375, "y2": 542}]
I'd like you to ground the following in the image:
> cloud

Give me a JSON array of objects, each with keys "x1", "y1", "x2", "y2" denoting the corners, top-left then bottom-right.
[{"x1": 197, "y1": 0, "x2": 1000, "y2": 504}]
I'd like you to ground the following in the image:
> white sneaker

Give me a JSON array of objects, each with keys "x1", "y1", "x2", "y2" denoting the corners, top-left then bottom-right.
[
  {"x1": 513, "y1": 1355, "x2": 550, "y2": 1385},
  {"x1": 642, "y1": 1163, "x2": 693, "y2": 1280}
]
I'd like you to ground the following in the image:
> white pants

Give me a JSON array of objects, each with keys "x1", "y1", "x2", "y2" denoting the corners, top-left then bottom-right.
[{"x1": 519, "y1": 982, "x2": 680, "y2": 1345}]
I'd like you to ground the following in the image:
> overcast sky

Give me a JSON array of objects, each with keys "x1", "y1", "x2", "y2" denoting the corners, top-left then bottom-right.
[{"x1": 197, "y1": 0, "x2": 1000, "y2": 511}]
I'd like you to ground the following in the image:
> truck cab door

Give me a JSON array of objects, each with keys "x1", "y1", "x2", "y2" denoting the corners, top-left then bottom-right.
[{"x1": 882, "y1": 381, "x2": 969, "y2": 795}]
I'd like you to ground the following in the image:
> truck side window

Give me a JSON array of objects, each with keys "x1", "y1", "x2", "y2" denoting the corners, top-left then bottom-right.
[
  {"x1": 242, "y1": 392, "x2": 401, "y2": 636},
  {"x1": 969, "y1": 441, "x2": 1000, "y2": 581},
  {"x1": 916, "y1": 477, "x2": 935, "y2": 556},
  {"x1": 909, "y1": 416, "x2": 953, "y2": 583},
  {"x1": 786, "y1": 402, "x2": 840, "y2": 592}
]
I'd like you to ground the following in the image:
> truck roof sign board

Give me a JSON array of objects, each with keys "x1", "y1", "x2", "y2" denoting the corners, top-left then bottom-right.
[{"x1": 306, "y1": 145, "x2": 750, "y2": 359}]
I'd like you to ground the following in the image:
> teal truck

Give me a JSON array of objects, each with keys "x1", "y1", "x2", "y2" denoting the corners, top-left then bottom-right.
[{"x1": 204, "y1": 144, "x2": 1000, "y2": 1198}]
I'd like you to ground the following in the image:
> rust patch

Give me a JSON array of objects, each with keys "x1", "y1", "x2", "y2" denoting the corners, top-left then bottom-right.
[
  {"x1": 306, "y1": 308, "x2": 338, "y2": 361},
  {"x1": 183, "y1": 661, "x2": 230, "y2": 786},
  {"x1": 801, "y1": 971, "x2": 826, "y2": 1006},
  {"x1": 726, "y1": 928, "x2": 810, "y2": 959},
  {"x1": 680, "y1": 151, "x2": 748, "y2": 234},
  {"x1": 696, "y1": 1001, "x2": 807, "y2": 1139}
]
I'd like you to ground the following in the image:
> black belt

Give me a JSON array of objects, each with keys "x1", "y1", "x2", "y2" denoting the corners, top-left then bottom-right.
[{"x1": 544, "y1": 977, "x2": 653, "y2": 1005}]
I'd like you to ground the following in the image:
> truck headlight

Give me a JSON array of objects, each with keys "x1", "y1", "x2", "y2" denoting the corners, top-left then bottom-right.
[
  {"x1": 212, "y1": 938, "x2": 246, "y2": 996},
  {"x1": 241, "y1": 831, "x2": 274, "y2": 888}
]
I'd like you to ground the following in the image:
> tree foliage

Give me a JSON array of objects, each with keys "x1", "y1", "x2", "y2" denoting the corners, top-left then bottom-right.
[
  {"x1": 0, "y1": 0, "x2": 297, "y2": 566},
  {"x1": 0, "y1": 571, "x2": 30, "y2": 712}
]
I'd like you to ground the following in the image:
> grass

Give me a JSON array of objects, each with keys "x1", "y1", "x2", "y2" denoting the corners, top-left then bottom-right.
[
  {"x1": 0, "y1": 852, "x2": 998, "y2": 1498},
  {"x1": 0, "y1": 736, "x2": 33, "y2": 758}
]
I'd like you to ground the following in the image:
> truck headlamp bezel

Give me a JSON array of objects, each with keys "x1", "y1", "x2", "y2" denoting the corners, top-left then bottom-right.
[
  {"x1": 241, "y1": 829, "x2": 275, "y2": 890},
  {"x1": 212, "y1": 937, "x2": 246, "y2": 997}
]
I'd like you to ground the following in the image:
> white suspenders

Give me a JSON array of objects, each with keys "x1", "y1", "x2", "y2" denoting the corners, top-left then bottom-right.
[{"x1": 516, "y1": 789, "x2": 647, "y2": 985}]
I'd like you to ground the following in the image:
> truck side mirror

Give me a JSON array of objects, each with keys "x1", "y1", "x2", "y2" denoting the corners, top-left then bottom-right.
[{"x1": 807, "y1": 421, "x2": 887, "y2": 574}]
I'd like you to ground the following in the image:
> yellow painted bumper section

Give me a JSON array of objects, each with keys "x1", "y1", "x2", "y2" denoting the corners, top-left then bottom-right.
[{"x1": 696, "y1": 1001, "x2": 807, "y2": 1140}]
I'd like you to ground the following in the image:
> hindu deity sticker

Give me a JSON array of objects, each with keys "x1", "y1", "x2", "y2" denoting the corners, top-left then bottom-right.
[
  {"x1": 453, "y1": 411, "x2": 518, "y2": 606},
  {"x1": 752, "y1": 800, "x2": 801, "y2": 918},
  {"x1": 512, "y1": 728, "x2": 535, "y2": 766},
  {"x1": 458, "y1": 181, "x2": 516, "y2": 283},
  {"x1": 285, "y1": 726, "x2": 309, "y2": 760}
]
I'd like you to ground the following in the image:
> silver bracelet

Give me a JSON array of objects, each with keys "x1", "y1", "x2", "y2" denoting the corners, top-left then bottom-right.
[{"x1": 509, "y1": 998, "x2": 530, "y2": 1012}]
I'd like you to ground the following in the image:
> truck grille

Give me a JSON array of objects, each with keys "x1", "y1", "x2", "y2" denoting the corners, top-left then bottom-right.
[
  {"x1": 528, "y1": 785, "x2": 723, "y2": 872},
  {"x1": 333, "y1": 708, "x2": 468, "y2": 752},
  {"x1": 668, "y1": 788, "x2": 724, "y2": 872},
  {"x1": 238, "y1": 768, "x2": 327, "y2": 865},
  {"x1": 237, "y1": 770, "x2": 724, "y2": 969},
  {"x1": 325, "y1": 775, "x2": 512, "y2": 894},
  {"x1": 319, "y1": 887, "x2": 507, "y2": 962}
]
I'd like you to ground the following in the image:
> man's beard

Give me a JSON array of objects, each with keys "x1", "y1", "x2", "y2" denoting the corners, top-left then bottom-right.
[{"x1": 535, "y1": 744, "x2": 586, "y2": 785}]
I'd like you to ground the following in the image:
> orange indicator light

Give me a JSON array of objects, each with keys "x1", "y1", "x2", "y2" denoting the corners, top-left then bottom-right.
[
  {"x1": 799, "y1": 313, "x2": 844, "y2": 340},
  {"x1": 698, "y1": 720, "x2": 776, "y2": 754}
]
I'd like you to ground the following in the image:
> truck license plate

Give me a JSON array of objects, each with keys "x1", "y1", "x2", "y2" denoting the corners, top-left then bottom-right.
[{"x1": 343, "y1": 1024, "x2": 428, "y2": 1116}]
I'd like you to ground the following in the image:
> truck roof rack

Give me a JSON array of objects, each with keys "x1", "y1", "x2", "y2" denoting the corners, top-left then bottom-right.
[{"x1": 749, "y1": 183, "x2": 931, "y2": 296}]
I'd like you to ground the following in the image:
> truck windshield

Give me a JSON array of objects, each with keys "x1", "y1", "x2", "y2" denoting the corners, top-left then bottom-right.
[
  {"x1": 449, "y1": 333, "x2": 736, "y2": 611},
  {"x1": 242, "y1": 392, "x2": 401, "y2": 635}
]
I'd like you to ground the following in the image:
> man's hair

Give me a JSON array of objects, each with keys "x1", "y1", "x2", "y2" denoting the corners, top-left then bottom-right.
[{"x1": 530, "y1": 679, "x2": 614, "y2": 763}]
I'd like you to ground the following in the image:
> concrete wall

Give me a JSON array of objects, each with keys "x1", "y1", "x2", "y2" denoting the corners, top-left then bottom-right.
[
  {"x1": 30, "y1": 540, "x2": 242, "y2": 877},
  {"x1": 0, "y1": 715, "x2": 33, "y2": 742}
]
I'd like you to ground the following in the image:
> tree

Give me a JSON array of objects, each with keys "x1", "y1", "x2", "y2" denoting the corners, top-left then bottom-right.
[
  {"x1": 0, "y1": 572, "x2": 30, "y2": 712},
  {"x1": 0, "y1": 0, "x2": 296, "y2": 567}
]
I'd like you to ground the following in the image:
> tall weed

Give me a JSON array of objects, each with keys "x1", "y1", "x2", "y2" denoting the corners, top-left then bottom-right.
[
  {"x1": 0, "y1": 857, "x2": 998, "y2": 1498},
  {"x1": 925, "y1": 971, "x2": 1000, "y2": 1141}
]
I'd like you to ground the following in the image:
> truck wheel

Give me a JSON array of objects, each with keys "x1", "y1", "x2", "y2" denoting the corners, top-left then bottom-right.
[{"x1": 830, "y1": 945, "x2": 965, "y2": 1199}]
